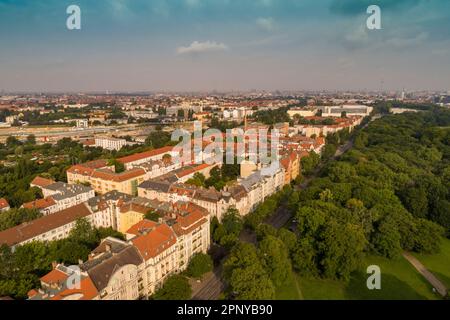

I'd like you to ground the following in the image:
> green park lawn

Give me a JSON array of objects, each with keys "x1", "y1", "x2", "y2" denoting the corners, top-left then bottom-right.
[
  {"x1": 412, "y1": 237, "x2": 450, "y2": 289},
  {"x1": 277, "y1": 254, "x2": 442, "y2": 300}
]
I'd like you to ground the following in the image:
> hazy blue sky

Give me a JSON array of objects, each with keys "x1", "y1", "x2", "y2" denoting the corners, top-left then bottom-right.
[{"x1": 0, "y1": 0, "x2": 449, "y2": 92}]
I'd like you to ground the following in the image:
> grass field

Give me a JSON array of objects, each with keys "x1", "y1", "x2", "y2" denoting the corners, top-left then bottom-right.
[
  {"x1": 412, "y1": 237, "x2": 450, "y2": 289},
  {"x1": 275, "y1": 272, "x2": 303, "y2": 300},
  {"x1": 276, "y1": 254, "x2": 442, "y2": 300}
]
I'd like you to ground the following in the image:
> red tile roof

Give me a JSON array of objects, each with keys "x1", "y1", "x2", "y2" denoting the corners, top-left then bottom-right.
[
  {"x1": 40, "y1": 269, "x2": 68, "y2": 285},
  {"x1": 22, "y1": 197, "x2": 56, "y2": 210},
  {"x1": 50, "y1": 277, "x2": 98, "y2": 300},
  {"x1": 66, "y1": 164, "x2": 95, "y2": 176},
  {"x1": 176, "y1": 163, "x2": 212, "y2": 178},
  {"x1": 91, "y1": 168, "x2": 145, "y2": 182},
  {"x1": 31, "y1": 176, "x2": 55, "y2": 188},
  {"x1": 33, "y1": 269, "x2": 98, "y2": 300},
  {"x1": 66, "y1": 160, "x2": 109, "y2": 175},
  {"x1": 130, "y1": 222, "x2": 177, "y2": 260},
  {"x1": 171, "y1": 206, "x2": 208, "y2": 237},
  {"x1": 117, "y1": 146, "x2": 174, "y2": 164},
  {"x1": 0, "y1": 203, "x2": 92, "y2": 247},
  {"x1": 0, "y1": 198, "x2": 9, "y2": 210},
  {"x1": 126, "y1": 219, "x2": 157, "y2": 236}
]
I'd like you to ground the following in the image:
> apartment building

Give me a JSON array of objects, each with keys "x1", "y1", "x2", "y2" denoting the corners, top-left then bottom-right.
[
  {"x1": 0, "y1": 203, "x2": 93, "y2": 251},
  {"x1": 89, "y1": 168, "x2": 147, "y2": 196},
  {"x1": 117, "y1": 146, "x2": 176, "y2": 170},
  {"x1": 288, "y1": 107, "x2": 317, "y2": 118},
  {"x1": 293, "y1": 116, "x2": 363, "y2": 138},
  {"x1": 138, "y1": 163, "x2": 285, "y2": 220},
  {"x1": 94, "y1": 137, "x2": 128, "y2": 151},
  {"x1": 320, "y1": 105, "x2": 373, "y2": 117},
  {"x1": 240, "y1": 165, "x2": 285, "y2": 212},
  {"x1": 87, "y1": 191, "x2": 133, "y2": 230},
  {"x1": 280, "y1": 152, "x2": 300, "y2": 185},
  {"x1": 66, "y1": 160, "x2": 112, "y2": 185},
  {"x1": 28, "y1": 204, "x2": 209, "y2": 300},
  {"x1": 24, "y1": 180, "x2": 95, "y2": 216}
]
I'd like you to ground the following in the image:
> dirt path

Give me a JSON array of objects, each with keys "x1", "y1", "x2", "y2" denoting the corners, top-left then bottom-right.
[{"x1": 403, "y1": 252, "x2": 448, "y2": 297}]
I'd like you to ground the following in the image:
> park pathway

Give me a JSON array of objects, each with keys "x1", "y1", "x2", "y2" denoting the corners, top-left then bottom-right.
[{"x1": 403, "y1": 252, "x2": 448, "y2": 297}]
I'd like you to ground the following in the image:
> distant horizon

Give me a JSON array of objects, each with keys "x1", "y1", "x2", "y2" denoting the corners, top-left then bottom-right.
[
  {"x1": 1, "y1": 88, "x2": 449, "y2": 95},
  {"x1": 1, "y1": 1, "x2": 450, "y2": 92}
]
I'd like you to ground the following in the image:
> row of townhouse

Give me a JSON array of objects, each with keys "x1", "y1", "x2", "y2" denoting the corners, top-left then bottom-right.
[
  {"x1": 280, "y1": 135, "x2": 326, "y2": 155},
  {"x1": 28, "y1": 203, "x2": 210, "y2": 300},
  {"x1": 0, "y1": 190, "x2": 133, "y2": 250},
  {"x1": 291, "y1": 116, "x2": 363, "y2": 138},
  {"x1": 116, "y1": 146, "x2": 176, "y2": 170},
  {"x1": 24, "y1": 177, "x2": 95, "y2": 215},
  {"x1": 137, "y1": 163, "x2": 285, "y2": 221},
  {"x1": 0, "y1": 203, "x2": 96, "y2": 251},
  {"x1": 66, "y1": 147, "x2": 184, "y2": 196}
]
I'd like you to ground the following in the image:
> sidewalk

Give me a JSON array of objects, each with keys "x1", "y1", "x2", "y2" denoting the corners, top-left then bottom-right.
[{"x1": 403, "y1": 252, "x2": 448, "y2": 297}]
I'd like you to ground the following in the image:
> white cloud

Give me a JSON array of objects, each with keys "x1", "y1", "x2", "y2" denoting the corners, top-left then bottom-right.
[
  {"x1": 256, "y1": 17, "x2": 275, "y2": 32},
  {"x1": 176, "y1": 41, "x2": 229, "y2": 55}
]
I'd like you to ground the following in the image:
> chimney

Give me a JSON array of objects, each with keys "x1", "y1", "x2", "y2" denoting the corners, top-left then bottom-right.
[
  {"x1": 51, "y1": 261, "x2": 58, "y2": 270},
  {"x1": 105, "y1": 243, "x2": 112, "y2": 252},
  {"x1": 78, "y1": 259, "x2": 83, "y2": 265}
]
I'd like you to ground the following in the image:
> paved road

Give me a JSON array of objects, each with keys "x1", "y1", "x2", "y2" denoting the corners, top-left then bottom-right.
[
  {"x1": 403, "y1": 252, "x2": 448, "y2": 297},
  {"x1": 192, "y1": 265, "x2": 225, "y2": 300}
]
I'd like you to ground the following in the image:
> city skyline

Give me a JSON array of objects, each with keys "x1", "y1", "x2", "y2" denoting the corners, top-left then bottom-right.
[{"x1": 1, "y1": 0, "x2": 450, "y2": 92}]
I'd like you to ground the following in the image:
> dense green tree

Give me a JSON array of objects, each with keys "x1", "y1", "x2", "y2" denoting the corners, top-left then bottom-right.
[
  {"x1": 370, "y1": 215, "x2": 403, "y2": 259},
  {"x1": 412, "y1": 219, "x2": 445, "y2": 254},
  {"x1": 152, "y1": 275, "x2": 192, "y2": 300},
  {"x1": 0, "y1": 208, "x2": 42, "y2": 232},
  {"x1": 317, "y1": 220, "x2": 367, "y2": 280},
  {"x1": 187, "y1": 253, "x2": 213, "y2": 278},
  {"x1": 258, "y1": 236, "x2": 292, "y2": 286},
  {"x1": 300, "y1": 151, "x2": 320, "y2": 175},
  {"x1": 224, "y1": 243, "x2": 275, "y2": 300}
]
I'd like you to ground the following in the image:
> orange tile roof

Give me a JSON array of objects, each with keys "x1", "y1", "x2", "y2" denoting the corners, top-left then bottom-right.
[
  {"x1": 126, "y1": 219, "x2": 157, "y2": 236},
  {"x1": 66, "y1": 164, "x2": 95, "y2": 176},
  {"x1": 31, "y1": 176, "x2": 55, "y2": 188},
  {"x1": 280, "y1": 157, "x2": 291, "y2": 170},
  {"x1": 50, "y1": 277, "x2": 98, "y2": 300},
  {"x1": 171, "y1": 206, "x2": 208, "y2": 237},
  {"x1": 40, "y1": 269, "x2": 68, "y2": 285},
  {"x1": 22, "y1": 197, "x2": 56, "y2": 210},
  {"x1": 176, "y1": 163, "x2": 212, "y2": 178},
  {"x1": 0, "y1": 203, "x2": 92, "y2": 247},
  {"x1": 82, "y1": 159, "x2": 109, "y2": 169},
  {"x1": 117, "y1": 146, "x2": 174, "y2": 164},
  {"x1": 0, "y1": 198, "x2": 9, "y2": 210},
  {"x1": 67, "y1": 160, "x2": 109, "y2": 176},
  {"x1": 130, "y1": 222, "x2": 177, "y2": 260},
  {"x1": 92, "y1": 168, "x2": 145, "y2": 182}
]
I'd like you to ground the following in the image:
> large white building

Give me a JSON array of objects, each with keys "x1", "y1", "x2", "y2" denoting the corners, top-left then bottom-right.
[
  {"x1": 94, "y1": 137, "x2": 128, "y2": 151},
  {"x1": 320, "y1": 105, "x2": 373, "y2": 117}
]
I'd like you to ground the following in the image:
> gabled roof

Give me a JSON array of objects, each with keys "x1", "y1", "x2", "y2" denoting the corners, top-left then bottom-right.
[
  {"x1": 117, "y1": 146, "x2": 174, "y2": 164},
  {"x1": 91, "y1": 168, "x2": 146, "y2": 182},
  {"x1": 0, "y1": 203, "x2": 92, "y2": 247},
  {"x1": 130, "y1": 222, "x2": 177, "y2": 260},
  {"x1": 82, "y1": 244, "x2": 143, "y2": 291},
  {"x1": 31, "y1": 176, "x2": 55, "y2": 188},
  {"x1": 22, "y1": 197, "x2": 56, "y2": 210}
]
